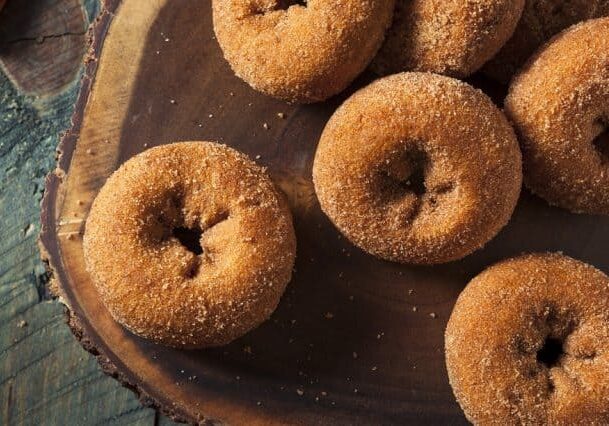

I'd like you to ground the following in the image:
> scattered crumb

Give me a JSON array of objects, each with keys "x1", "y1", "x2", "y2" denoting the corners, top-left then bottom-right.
[
  {"x1": 325, "y1": 312, "x2": 334, "y2": 319},
  {"x1": 296, "y1": 389, "x2": 304, "y2": 396},
  {"x1": 429, "y1": 312, "x2": 437, "y2": 319},
  {"x1": 18, "y1": 320, "x2": 27, "y2": 328},
  {"x1": 408, "y1": 289, "x2": 414, "y2": 295},
  {"x1": 170, "y1": 99, "x2": 176, "y2": 105},
  {"x1": 255, "y1": 154, "x2": 261, "y2": 160},
  {"x1": 257, "y1": 401, "x2": 262, "y2": 406},
  {"x1": 352, "y1": 352, "x2": 358, "y2": 359},
  {"x1": 371, "y1": 366, "x2": 377, "y2": 371},
  {"x1": 243, "y1": 346, "x2": 252, "y2": 354},
  {"x1": 277, "y1": 112, "x2": 286, "y2": 119},
  {"x1": 208, "y1": 113, "x2": 214, "y2": 118},
  {"x1": 262, "y1": 123, "x2": 269, "y2": 130},
  {"x1": 412, "y1": 306, "x2": 418, "y2": 312}
]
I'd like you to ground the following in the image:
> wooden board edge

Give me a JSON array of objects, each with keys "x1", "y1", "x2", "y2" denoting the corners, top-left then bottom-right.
[{"x1": 37, "y1": 1, "x2": 205, "y2": 424}]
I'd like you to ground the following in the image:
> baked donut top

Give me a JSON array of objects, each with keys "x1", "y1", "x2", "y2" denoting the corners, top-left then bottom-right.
[
  {"x1": 506, "y1": 17, "x2": 609, "y2": 214},
  {"x1": 373, "y1": 0, "x2": 524, "y2": 78},
  {"x1": 446, "y1": 253, "x2": 609, "y2": 424},
  {"x1": 83, "y1": 142, "x2": 296, "y2": 347},
  {"x1": 313, "y1": 73, "x2": 522, "y2": 264},
  {"x1": 212, "y1": 0, "x2": 394, "y2": 103}
]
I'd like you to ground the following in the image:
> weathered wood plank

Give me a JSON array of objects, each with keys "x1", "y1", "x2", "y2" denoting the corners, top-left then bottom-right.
[{"x1": 0, "y1": 0, "x2": 176, "y2": 424}]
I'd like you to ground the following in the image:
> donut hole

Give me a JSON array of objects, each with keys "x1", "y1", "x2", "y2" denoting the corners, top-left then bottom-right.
[
  {"x1": 276, "y1": 0, "x2": 307, "y2": 9},
  {"x1": 379, "y1": 149, "x2": 428, "y2": 201},
  {"x1": 536, "y1": 337, "x2": 564, "y2": 369},
  {"x1": 251, "y1": 0, "x2": 306, "y2": 14},
  {"x1": 173, "y1": 226, "x2": 204, "y2": 255},
  {"x1": 592, "y1": 117, "x2": 609, "y2": 163}
]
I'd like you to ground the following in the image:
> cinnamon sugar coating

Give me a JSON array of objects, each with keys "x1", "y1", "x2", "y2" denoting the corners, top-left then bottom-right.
[
  {"x1": 446, "y1": 253, "x2": 609, "y2": 425},
  {"x1": 83, "y1": 142, "x2": 296, "y2": 348},
  {"x1": 312, "y1": 73, "x2": 522, "y2": 265},
  {"x1": 505, "y1": 18, "x2": 609, "y2": 215},
  {"x1": 484, "y1": 0, "x2": 609, "y2": 84},
  {"x1": 212, "y1": 0, "x2": 394, "y2": 104},
  {"x1": 372, "y1": 0, "x2": 524, "y2": 78}
]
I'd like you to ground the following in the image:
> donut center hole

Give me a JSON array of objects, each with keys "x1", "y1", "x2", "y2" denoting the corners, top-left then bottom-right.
[
  {"x1": 252, "y1": 0, "x2": 306, "y2": 14},
  {"x1": 381, "y1": 150, "x2": 428, "y2": 200},
  {"x1": 173, "y1": 226, "x2": 203, "y2": 255},
  {"x1": 537, "y1": 337, "x2": 564, "y2": 369},
  {"x1": 593, "y1": 118, "x2": 609, "y2": 162},
  {"x1": 276, "y1": 0, "x2": 307, "y2": 9}
]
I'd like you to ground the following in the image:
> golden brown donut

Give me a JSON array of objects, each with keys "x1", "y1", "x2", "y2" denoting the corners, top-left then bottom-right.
[
  {"x1": 312, "y1": 73, "x2": 522, "y2": 264},
  {"x1": 212, "y1": 0, "x2": 395, "y2": 104},
  {"x1": 446, "y1": 253, "x2": 609, "y2": 425},
  {"x1": 83, "y1": 142, "x2": 296, "y2": 348},
  {"x1": 505, "y1": 18, "x2": 609, "y2": 215},
  {"x1": 485, "y1": 0, "x2": 609, "y2": 84},
  {"x1": 372, "y1": 0, "x2": 524, "y2": 78}
]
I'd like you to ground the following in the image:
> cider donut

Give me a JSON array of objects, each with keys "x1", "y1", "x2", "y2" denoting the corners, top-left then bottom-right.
[
  {"x1": 372, "y1": 0, "x2": 524, "y2": 78},
  {"x1": 212, "y1": 0, "x2": 395, "y2": 103},
  {"x1": 83, "y1": 142, "x2": 296, "y2": 348},
  {"x1": 505, "y1": 18, "x2": 609, "y2": 215},
  {"x1": 312, "y1": 73, "x2": 522, "y2": 264},
  {"x1": 446, "y1": 253, "x2": 609, "y2": 425},
  {"x1": 485, "y1": 0, "x2": 609, "y2": 83}
]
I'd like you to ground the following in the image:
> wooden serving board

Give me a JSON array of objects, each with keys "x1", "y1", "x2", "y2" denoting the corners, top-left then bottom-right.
[{"x1": 39, "y1": 0, "x2": 609, "y2": 424}]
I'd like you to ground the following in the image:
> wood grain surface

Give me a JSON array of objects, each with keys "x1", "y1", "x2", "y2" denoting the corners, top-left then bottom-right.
[
  {"x1": 40, "y1": 0, "x2": 609, "y2": 425},
  {"x1": 0, "y1": 1, "x2": 177, "y2": 424}
]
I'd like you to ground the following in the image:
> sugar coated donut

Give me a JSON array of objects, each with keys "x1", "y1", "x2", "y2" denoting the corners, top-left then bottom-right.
[
  {"x1": 372, "y1": 0, "x2": 524, "y2": 78},
  {"x1": 505, "y1": 18, "x2": 609, "y2": 215},
  {"x1": 83, "y1": 142, "x2": 296, "y2": 348},
  {"x1": 485, "y1": 0, "x2": 609, "y2": 83},
  {"x1": 212, "y1": 0, "x2": 395, "y2": 103},
  {"x1": 446, "y1": 253, "x2": 609, "y2": 424},
  {"x1": 312, "y1": 73, "x2": 522, "y2": 264}
]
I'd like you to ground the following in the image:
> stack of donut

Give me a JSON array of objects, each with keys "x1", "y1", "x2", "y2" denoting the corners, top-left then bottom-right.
[{"x1": 82, "y1": 1, "x2": 609, "y2": 422}]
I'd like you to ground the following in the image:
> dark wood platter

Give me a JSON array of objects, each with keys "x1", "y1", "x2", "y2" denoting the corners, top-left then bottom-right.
[{"x1": 39, "y1": 0, "x2": 609, "y2": 424}]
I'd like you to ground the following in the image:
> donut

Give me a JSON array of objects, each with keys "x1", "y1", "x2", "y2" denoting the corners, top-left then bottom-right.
[
  {"x1": 371, "y1": 0, "x2": 524, "y2": 78},
  {"x1": 485, "y1": 0, "x2": 609, "y2": 83},
  {"x1": 83, "y1": 142, "x2": 296, "y2": 348},
  {"x1": 505, "y1": 18, "x2": 609, "y2": 215},
  {"x1": 212, "y1": 0, "x2": 395, "y2": 103},
  {"x1": 312, "y1": 73, "x2": 522, "y2": 264},
  {"x1": 446, "y1": 253, "x2": 609, "y2": 424}
]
